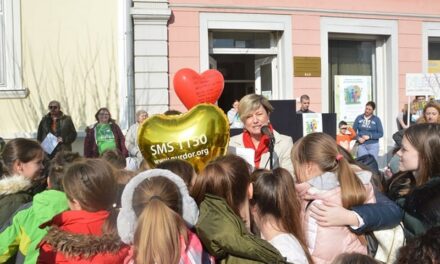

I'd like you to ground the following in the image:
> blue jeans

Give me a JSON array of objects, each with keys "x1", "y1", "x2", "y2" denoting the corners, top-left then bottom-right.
[{"x1": 357, "y1": 142, "x2": 379, "y2": 163}]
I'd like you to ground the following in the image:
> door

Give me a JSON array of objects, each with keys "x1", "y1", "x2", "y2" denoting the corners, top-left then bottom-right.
[
  {"x1": 329, "y1": 38, "x2": 376, "y2": 123},
  {"x1": 255, "y1": 56, "x2": 277, "y2": 99},
  {"x1": 209, "y1": 56, "x2": 217, "y2": 69}
]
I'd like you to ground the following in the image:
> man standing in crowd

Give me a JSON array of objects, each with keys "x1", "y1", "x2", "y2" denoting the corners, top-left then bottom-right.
[
  {"x1": 353, "y1": 101, "x2": 383, "y2": 162},
  {"x1": 37, "y1": 100, "x2": 77, "y2": 158},
  {"x1": 296, "y1": 94, "x2": 314, "y2": 113}
]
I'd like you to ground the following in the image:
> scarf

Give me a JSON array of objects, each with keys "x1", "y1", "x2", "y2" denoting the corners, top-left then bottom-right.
[{"x1": 242, "y1": 124, "x2": 273, "y2": 168}]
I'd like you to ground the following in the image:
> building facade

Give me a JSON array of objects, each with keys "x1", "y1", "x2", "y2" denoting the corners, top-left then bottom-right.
[
  {"x1": 132, "y1": 0, "x2": 440, "y2": 157},
  {"x1": 1, "y1": 0, "x2": 440, "y2": 158}
]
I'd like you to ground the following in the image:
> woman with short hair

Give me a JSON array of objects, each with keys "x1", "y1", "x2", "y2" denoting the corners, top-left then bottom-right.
[{"x1": 229, "y1": 94, "x2": 294, "y2": 175}]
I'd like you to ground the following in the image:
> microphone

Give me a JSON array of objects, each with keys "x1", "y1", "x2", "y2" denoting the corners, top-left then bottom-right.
[{"x1": 261, "y1": 125, "x2": 274, "y2": 139}]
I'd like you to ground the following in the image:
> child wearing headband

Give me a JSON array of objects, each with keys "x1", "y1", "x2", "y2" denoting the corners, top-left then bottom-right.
[{"x1": 117, "y1": 169, "x2": 212, "y2": 264}]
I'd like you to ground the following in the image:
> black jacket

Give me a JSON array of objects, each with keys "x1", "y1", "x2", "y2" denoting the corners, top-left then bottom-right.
[
  {"x1": 37, "y1": 112, "x2": 77, "y2": 156},
  {"x1": 402, "y1": 176, "x2": 440, "y2": 237}
]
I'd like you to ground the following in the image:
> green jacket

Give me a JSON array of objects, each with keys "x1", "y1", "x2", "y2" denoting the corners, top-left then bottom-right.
[
  {"x1": 0, "y1": 190, "x2": 68, "y2": 264},
  {"x1": 195, "y1": 194, "x2": 288, "y2": 264}
]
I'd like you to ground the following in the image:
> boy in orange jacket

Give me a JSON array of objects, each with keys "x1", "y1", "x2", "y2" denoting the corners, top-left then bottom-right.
[{"x1": 336, "y1": 120, "x2": 357, "y2": 152}]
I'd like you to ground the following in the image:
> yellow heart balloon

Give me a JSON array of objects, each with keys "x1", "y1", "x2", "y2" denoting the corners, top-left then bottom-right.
[{"x1": 138, "y1": 104, "x2": 230, "y2": 172}]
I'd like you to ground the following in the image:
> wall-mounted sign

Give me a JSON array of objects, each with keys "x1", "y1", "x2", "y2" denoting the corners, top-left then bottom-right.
[
  {"x1": 406, "y1": 73, "x2": 440, "y2": 98},
  {"x1": 293, "y1": 57, "x2": 321, "y2": 77}
]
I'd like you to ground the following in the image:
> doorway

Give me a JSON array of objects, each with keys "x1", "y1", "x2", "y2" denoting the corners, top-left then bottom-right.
[
  {"x1": 329, "y1": 37, "x2": 377, "y2": 123},
  {"x1": 210, "y1": 54, "x2": 276, "y2": 112},
  {"x1": 208, "y1": 30, "x2": 279, "y2": 113}
]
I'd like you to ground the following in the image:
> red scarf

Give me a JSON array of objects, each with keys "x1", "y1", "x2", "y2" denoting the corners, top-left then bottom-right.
[{"x1": 242, "y1": 124, "x2": 273, "y2": 168}]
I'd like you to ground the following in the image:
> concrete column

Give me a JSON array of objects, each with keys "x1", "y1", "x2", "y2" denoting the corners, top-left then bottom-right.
[{"x1": 131, "y1": 0, "x2": 171, "y2": 114}]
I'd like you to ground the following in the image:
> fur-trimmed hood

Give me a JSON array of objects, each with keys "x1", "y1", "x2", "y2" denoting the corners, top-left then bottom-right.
[
  {"x1": 0, "y1": 175, "x2": 32, "y2": 196},
  {"x1": 41, "y1": 226, "x2": 124, "y2": 258}
]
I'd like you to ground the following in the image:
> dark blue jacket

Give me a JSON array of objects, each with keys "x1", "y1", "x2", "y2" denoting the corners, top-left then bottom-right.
[
  {"x1": 353, "y1": 114, "x2": 383, "y2": 145},
  {"x1": 350, "y1": 190, "x2": 404, "y2": 234}
]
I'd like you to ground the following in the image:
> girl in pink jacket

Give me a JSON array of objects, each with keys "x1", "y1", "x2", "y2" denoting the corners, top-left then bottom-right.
[{"x1": 291, "y1": 133, "x2": 375, "y2": 264}]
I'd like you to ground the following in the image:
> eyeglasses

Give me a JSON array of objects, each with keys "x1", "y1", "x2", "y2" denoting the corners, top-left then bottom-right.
[
  {"x1": 340, "y1": 127, "x2": 348, "y2": 130},
  {"x1": 48, "y1": 105, "x2": 59, "y2": 110},
  {"x1": 98, "y1": 113, "x2": 110, "y2": 116}
]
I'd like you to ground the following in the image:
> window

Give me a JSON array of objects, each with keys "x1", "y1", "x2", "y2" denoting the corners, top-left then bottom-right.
[
  {"x1": 329, "y1": 38, "x2": 376, "y2": 113},
  {"x1": 423, "y1": 22, "x2": 440, "y2": 73},
  {"x1": 208, "y1": 30, "x2": 280, "y2": 110},
  {"x1": 0, "y1": 0, "x2": 26, "y2": 98},
  {"x1": 212, "y1": 31, "x2": 272, "y2": 49},
  {"x1": 0, "y1": 0, "x2": 7, "y2": 86},
  {"x1": 200, "y1": 13, "x2": 293, "y2": 104},
  {"x1": 428, "y1": 37, "x2": 440, "y2": 73}
]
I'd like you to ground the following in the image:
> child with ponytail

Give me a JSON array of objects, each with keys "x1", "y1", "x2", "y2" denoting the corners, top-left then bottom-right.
[
  {"x1": 37, "y1": 159, "x2": 129, "y2": 263},
  {"x1": 291, "y1": 133, "x2": 375, "y2": 264},
  {"x1": 250, "y1": 167, "x2": 313, "y2": 264},
  {"x1": 117, "y1": 169, "x2": 212, "y2": 264}
]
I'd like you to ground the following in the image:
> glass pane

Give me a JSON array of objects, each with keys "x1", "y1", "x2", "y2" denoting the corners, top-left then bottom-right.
[
  {"x1": 328, "y1": 39, "x2": 375, "y2": 112},
  {"x1": 429, "y1": 37, "x2": 440, "y2": 60},
  {"x1": 212, "y1": 54, "x2": 255, "y2": 80},
  {"x1": 212, "y1": 31, "x2": 271, "y2": 49},
  {"x1": 260, "y1": 63, "x2": 272, "y2": 93}
]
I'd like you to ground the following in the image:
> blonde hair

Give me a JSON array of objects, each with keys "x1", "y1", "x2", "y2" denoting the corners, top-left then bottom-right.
[
  {"x1": 133, "y1": 176, "x2": 187, "y2": 264},
  {"x1": 291, "y1": 133, "x2": 367, "y2": 208},
  {"x1": 238, "y1": 94, "x2": 274, "y2": 123}
]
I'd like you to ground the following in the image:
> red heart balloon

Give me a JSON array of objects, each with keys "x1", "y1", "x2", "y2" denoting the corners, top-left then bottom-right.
[{"x1": 173, "y1": 68, "x2": 224, "y2": 109}]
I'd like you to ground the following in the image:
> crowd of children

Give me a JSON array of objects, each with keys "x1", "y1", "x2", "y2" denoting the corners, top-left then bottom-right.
[{"x1": 1, "y1": 113, "x2": 440, "y2": 263}]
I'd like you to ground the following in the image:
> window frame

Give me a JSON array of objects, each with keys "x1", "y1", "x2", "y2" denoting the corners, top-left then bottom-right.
[
  {"x1": 423, "y1": 22, "x2": 440, "y2": 72},
  {"x1": 200, "y1": 13, "x2": 293, "y2": 100},
  {"x1": 0, "y1": 0, "x2": 26, "y2": 98},
  {"x1": 320, "y1": 17, "x2": 398, "y2": 159}
]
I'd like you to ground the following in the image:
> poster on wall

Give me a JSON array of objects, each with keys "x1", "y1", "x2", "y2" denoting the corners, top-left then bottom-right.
[
  {"x1": 302, "y1": 113, "x2": 323, "y2": 136},
  {"x1": 429, "y1": 60, "x2": 440, "y2": 73},
  {"x1": 334, "y1": 75, "x2": 372, "y2": 123}
]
